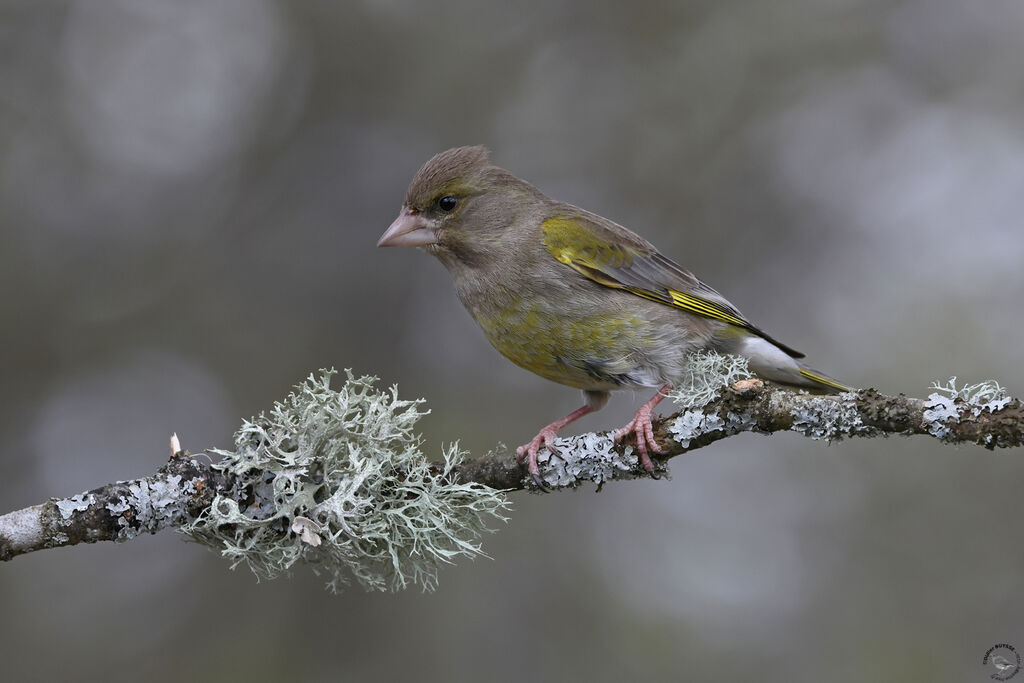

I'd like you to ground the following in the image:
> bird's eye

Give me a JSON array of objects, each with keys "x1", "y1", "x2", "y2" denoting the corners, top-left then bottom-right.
[{"x1": 437, "y1": 195, "x2": 458, "y2": 212}]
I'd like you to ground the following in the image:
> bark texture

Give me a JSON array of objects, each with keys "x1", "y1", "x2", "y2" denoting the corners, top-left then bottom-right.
[{"x1": 2, "y1": 381, "x2": 1020, "y2": 560}]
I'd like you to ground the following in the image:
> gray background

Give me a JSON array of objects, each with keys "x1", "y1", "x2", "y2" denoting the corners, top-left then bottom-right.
[{"x1": 2, "y1": 1, "x2": 1023, "y2": 681}]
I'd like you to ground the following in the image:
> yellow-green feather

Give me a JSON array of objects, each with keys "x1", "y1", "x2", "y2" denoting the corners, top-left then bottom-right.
[
  {"x1": 474, "y1": 296, "x2": 650, "y2": 389},
  {"x1": 542, "y1": 215, "x2": 636, "y2": 269},
  {"x1": 542, "y1": 215, "x2": 749, "y2": 329},
  {"x1": 798, "y1": 369, "x2": 851, "y2": 392}
]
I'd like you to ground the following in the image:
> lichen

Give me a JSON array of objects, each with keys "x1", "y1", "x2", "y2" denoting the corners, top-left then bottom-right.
[
  {"x1": 923, "y1": 377, "x2": 1013, "y2": 441},
  {"x1": 536, "y1": 432, "x2": 645, "y2": 488},
  {"x1": 670, "y1": 409, "x2": 726, "y2": 448},
  {"x1": 922, "y1": 394, "x2": 958, "y2": 440},
  {"x1": 789, "y1": 394, "x2": 872, "y2": 441},
  {"x1": 125, "y1": 476, "x2": 184, "y2": 536},
  {"x1": 106, "y1": 497, "x2": 131, "y2": 516},
  {"x1": 726, "y1": 409, "x2": 757, "y2": 432},
  {"x1": 180, "y1": 369, "x2": 510, "y2": 593},
  {"x1": 55, "y1": 493, "x2": 95, "y2": 520},
  {"x1": 668, "y1": 350, "x2": 752, "y2": 409},
  {"x1": 930, "y1": 377, "x2": 1012, "y2": 416}
]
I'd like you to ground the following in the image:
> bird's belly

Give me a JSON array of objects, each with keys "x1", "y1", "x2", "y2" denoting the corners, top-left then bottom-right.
[{"x1": 473, "y1": 305, "x2": 665, "y2": 391}]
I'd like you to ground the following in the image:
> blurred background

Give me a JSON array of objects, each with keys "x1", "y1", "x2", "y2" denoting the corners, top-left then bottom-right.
[{"x1": 2, "y1": 0, "x2": 1023, "y2": 680}]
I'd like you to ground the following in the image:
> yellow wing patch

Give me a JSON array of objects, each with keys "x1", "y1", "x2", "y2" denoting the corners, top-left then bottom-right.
[
  {"x1": 542, "y1": 215, "x2": 752, "y2": 329},
  {"x1": 541, "y1": 214, "x2": 809, "y2": 359},
  {"x1": 666, "y1": 290, "x2": 748, "y2": 327}
]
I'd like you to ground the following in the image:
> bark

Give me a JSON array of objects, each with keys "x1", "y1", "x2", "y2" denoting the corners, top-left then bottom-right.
[{"x1": 2, "y1": 381, "x2": 1020, "y2": 560}]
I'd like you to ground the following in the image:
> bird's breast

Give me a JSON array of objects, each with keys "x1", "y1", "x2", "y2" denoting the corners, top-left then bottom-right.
[{"x1": 469, "y1": 296, "x2": 666, "y2": 391}]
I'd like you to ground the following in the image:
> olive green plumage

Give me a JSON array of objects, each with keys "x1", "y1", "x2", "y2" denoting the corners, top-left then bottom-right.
[
  {"x1": 383, "y1": 145, "x2": 846, "y2": 394},
  {"x1": 379, "y1": 145, "x2": 848, "y2": 483}
]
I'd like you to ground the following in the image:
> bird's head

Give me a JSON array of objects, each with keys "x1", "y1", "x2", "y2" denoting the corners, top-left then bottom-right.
[{"x1": 378, "y1": 146, "x2": 543, "y2": 269}]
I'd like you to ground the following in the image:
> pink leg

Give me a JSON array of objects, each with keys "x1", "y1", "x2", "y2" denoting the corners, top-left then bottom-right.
[
  {"x1": 517, "y1": 404, "x2": 596, "y2": 488},
  {"x1": 613, "y1": 384, "x2": 671, "y2": 474}
]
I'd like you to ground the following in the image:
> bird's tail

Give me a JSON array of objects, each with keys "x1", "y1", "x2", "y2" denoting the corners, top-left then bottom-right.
[
  {"x1": 795, "y1": 366, "x2": 851, "y2": 393},
  {"x1": 738, "y1": 335, "x2": 851, "y2": 393}
]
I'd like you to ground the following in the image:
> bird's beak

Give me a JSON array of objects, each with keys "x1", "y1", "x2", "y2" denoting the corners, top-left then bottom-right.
[{"x1": 377, "y1": 209, "x2": 438, "y2": 248}]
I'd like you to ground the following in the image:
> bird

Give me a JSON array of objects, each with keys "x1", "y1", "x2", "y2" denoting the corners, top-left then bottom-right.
[
  {"x1": 993, "y1": 654, "x2": 1019, "y2": 676},
  {"x1": 378, "y1": 146, "x2": 848, "y2": 487}
]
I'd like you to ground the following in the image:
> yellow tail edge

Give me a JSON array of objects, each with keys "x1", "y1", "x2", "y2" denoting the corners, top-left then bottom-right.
[{"x1": 799, "y1": 368, "x2": 852, "y2": 393}]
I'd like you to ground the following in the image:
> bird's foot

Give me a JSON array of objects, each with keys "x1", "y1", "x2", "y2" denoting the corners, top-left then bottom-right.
[
  {"x1": 613, "y1": 403, "x2": 665, "y2": 477},
  {"x1": 515, "y1": 402, "x2": 598, "y2": 490},
  {"x1": 516, "y1": 428, "x2": 562, "y2": 490}
]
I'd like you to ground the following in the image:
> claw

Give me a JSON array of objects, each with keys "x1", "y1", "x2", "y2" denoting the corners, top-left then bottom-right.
[
  {"x1": 614, "y1": 384, "x2": 671, "y2": 477},
  {"x1": 517, "y1": 429, "x2": 560, "y2": 491},
  {"x1": 516, "y1": 401, "x2": 599, "y2": 490}
]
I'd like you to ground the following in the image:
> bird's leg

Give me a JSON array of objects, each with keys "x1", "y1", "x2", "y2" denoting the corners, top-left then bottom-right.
[
  {"x1": 613, "y1": 384, "x2": 671, "y2": 475},
  {"x1": 517, "y1": 390, "x2": 609, "y2": 488}
]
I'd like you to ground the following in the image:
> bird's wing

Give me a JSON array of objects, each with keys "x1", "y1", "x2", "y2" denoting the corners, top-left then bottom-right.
[{"x1": 541, "y1": 212, "x2": 805, "y2": 359}]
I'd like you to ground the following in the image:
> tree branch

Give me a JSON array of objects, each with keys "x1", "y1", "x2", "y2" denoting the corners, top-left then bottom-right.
[
  {"x1": 2, "y1": 380, "x2": 1020, "y2": 569},
  {"x1": 0, "y1": 440, "x2": 235, "y2": 561},
  {"x1": 450, "y1": 379, "x2": 1023, "y2": 490}
]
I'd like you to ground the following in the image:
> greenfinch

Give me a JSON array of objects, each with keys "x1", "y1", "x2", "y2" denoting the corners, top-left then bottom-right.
[{"x1": 379, "y1": 146, "x2": 848, "y2": 486}]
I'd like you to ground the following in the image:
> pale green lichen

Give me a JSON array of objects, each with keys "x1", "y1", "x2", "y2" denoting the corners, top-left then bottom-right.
[
  {"x1": 789, "y1": 394, "x2": 874, "y2": 441},
  {"x1": 667, "y1": 351, "x2": 752, "y2": 409},
  {"x1": 663, "y1": 350, "x2": 753, "y2": 450},
  {"x1": 180, "y1": 370, "x2": 510, "y2": 593},
  {"x1": 669, "y1": 410, "x2": 726, "y2": 448},
  {"x1": 924, "y1": 377, "x2": 1012, "y2": 441},
  {"x1": 117, "y1": 476, "x2": 185, "y2": 540},
  {"x1": 922, "y1": 394, "x2": 958, "y2": 440},
  {"x1": 55, "y1": 493, "x2": 95, "y2": 520},
  {"x1": 665, "y1": 351, "x2": 750, "y2": 450},
  {"x1": 537, "y1": 433, "x2": 647, "y2": 488},
  {"x1": 929, "y1": 377, "x2": 1011, "y2": 416}
]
